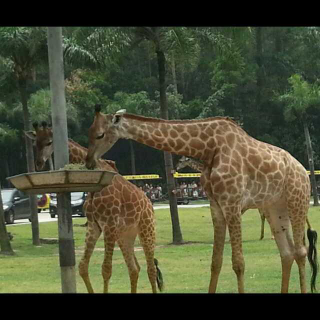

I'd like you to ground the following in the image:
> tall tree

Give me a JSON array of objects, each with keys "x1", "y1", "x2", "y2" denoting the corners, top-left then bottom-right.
[
  {"x1": 47, "y1": 27, "x2": 77, "y2": 293},
  {"x1": 0, "y1": 27, "x2": 48, "y2": 245},
  {"x1": 277, "y1": 74, "x2": 320, "y2": 206},
  {"x1": 132, "y1": 27, "x2": 183, "y2": 244},
  {"x1": 0, "y1": 184, "x2": 15, "y2": 255}
]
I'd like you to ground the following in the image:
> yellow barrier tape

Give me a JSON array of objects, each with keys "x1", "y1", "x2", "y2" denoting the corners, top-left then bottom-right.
[
  {"x1": 123, "y1": 174, "x2": 161, "y2": 180},
  {"x1": 174, "y1": 172, "x2": 201, "y2": 178},
  {"x1": 307, "y1": 170, "x2": 320, "y2": 175}
]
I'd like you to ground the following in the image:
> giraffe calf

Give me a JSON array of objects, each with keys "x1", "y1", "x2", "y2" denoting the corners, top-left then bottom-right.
[{"x1": 25, "y1": 122, "x2": 164, "y2": 293}]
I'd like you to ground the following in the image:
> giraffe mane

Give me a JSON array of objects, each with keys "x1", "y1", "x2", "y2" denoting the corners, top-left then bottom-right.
[
  {"x1": 68, "y1": 138, "x2": 89, "y2": 153},
  {"x1": 122, "y1": 113, "x2": 244, "y2": 131}
]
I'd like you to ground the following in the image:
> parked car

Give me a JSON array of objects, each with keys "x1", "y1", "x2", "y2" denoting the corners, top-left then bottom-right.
[
  {"x1": 1, "y1": 188, "x2": 31, "y2": 224},
  {"x1": 37, "y1": 194, "x2": 51, "y2": 213},
  {"x1": 49, "y1": 192, "x2": 87, "y2": 218}
]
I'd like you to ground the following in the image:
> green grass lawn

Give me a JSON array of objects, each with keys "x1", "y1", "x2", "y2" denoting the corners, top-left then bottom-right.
[{"x1": 1, "y1": 204, "x2": 320, "y2": 293}]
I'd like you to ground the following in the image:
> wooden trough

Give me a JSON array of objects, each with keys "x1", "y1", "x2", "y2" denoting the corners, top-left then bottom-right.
[{"x1": 7, "y1": 170, "x2": 117, "y2": 194}]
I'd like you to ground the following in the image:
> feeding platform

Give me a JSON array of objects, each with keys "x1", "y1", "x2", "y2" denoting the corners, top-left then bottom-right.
[{"x1": 7, "y1": 170, "x2": 117, "y2": 194}]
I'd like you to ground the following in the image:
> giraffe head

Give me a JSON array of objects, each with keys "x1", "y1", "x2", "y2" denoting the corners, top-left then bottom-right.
[
  {"x1": 176, "y1": 156, "x2": 190, "y2": 171},
  {"x1": 25, "y1": 121, "x2": 53, "y2": 171},
  {"x1": 86, "y1": 105, "x2": 126, "y2": 169}
]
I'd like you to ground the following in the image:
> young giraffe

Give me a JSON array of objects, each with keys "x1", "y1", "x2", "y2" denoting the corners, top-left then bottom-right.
[
  {"x1": 85, "y1": 106, "x2": 318, "y2": 293},
  {"x1": 25, "y1": 122, "x2": 163, "y2": 294},
  {"x1": 176, "y1": 156, "x2": 273, "y2": 241}
]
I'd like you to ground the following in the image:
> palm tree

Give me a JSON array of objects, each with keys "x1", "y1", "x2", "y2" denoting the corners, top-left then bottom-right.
[
  {"x1": 0, "y1": 27, "x2": 48, "y2": 245},
  {"x1": 278, "y1": 74, "x2": 320, "y2": 206},
  {"x1": 131, "y1": 27, "x2": 184, "y2": 244}
]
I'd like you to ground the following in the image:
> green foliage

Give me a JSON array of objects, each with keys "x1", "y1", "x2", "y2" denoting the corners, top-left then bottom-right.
[
  {"x1": 1, "y1": 27, "x2": 320, "y2": 184},
  {"x1": 0, "y1": 123, "x2": 18, "y2": 145},
  {"x1": 277, "y1": 74, "x2": 320, "y2": 122},
  {"x1": 107, "y1": 91, "x2": 158, "y2": 117}
]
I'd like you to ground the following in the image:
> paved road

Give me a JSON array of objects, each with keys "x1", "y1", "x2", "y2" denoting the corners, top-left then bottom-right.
[{"x1": 6, "y1": 204, "x2": 211, "y2": 227}]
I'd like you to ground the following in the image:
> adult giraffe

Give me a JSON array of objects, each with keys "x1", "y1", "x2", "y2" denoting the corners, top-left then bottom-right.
[
  {"x1": 85, "y1": 106, "x2": 318, "y2": 293},
  {"x1": 25, "y1": 122, "x2": 163, "y2": 293}
]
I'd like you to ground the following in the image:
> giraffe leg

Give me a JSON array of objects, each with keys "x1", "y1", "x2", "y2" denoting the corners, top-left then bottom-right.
[
  {"x1": 226, "y1": 211, "x2": 245, "y2": 293},
  {"x1": 139, "y1": 223, "x2": 158, "y2": 293},
  {"x1": 102, "y1": 235, "x2": 116, "y2": 293},
  {"x1": 78, "y1": 217, "x2": 101, "y2": 293},
  {"x1": 259, "y1": 209, "x2": 265, "y2": 240},
  {"x1": 261, "y1": 208, "x2": 275, "y2": 240},
  {"x1": 118, "y1": 231, "x2": 140, "y2": 293},
  {"x1": 288, "y1": 207, "x2": 308, "y2": 293},
  {"x1": 268, "y1": 205, "x2": 295, "y2": 293},
  {"x1": 208, "y1": 203, "x2": 227, "y2": 293}
]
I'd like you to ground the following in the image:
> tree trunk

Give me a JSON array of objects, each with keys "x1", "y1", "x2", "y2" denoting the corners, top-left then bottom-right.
[
  {"x1": 0, "y1": 184, "x2": 15, "y2": 255},
  {"x1": 255, "y1": 27, "x2": 263, "y2": 137},
  {"x1": 156, "y1": 47, "x2": 183, "y2": 244},
  {"x1": 18, "y1": 78, "x2": 40, "y2": 246},
  {"x1": 171, "y1": 53, "x2": 178, "y2": 95},
  {"x1": 303, "y1": 119, "x2": 319, "y2": 206},
  {"x1": 129, "y1": 140, "x2": 136, "y2": 175},
  {"x1": 47, "y1": 27, "x2": 77, "y2": 293}
]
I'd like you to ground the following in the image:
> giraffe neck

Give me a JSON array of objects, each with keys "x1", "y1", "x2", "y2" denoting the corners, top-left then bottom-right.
[
  {"x1": 68, "y1": 139, "x2": 116, "y2": 172},
  {"x1": 117, "y1": 114, "x2": 244, "y2": 161},
  {"x1": 186, "y1": 160, "x2": 204, "y2": 172},
  {"x1": 68, "y1": 139, "x2": 88, "y2": 164}
]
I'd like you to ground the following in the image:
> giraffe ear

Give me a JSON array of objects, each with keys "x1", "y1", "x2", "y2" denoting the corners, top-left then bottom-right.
[
  {"x1": 112, "y1": 109, "x2": 126, "y2": 125},
  {"x1": 112, "y1": 113, "x2": 123, "y2": 125},
  {"x1": 24, "y1": 130, "x2": 37, "y2": 141}
]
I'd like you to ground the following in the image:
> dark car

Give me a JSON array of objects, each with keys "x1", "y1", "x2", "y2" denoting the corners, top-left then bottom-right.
[
  {"x1": 49, "y1": 192, "x2": 87, "y2": 218},
  {"x1": 1, "y1": 188, "x2": 31, "y2": 224}
]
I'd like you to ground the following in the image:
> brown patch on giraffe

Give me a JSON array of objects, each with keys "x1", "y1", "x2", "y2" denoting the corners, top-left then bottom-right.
[
  {"x1": 175, "y1": 138, "x2": 185, "y2": 151},
  {"x1": 205, "y1": 126, "x2": 214, "y2": 136},
  {"x1": 172, "y1": 124, "x2": 185, "y2": 133},
  {"x1": 125, "y1": 202, "x2": 135, "y2": 212},
  {"x1": 169, "y1": 129, "x2": 179, "y2": 139},
  {"x1": 200, "y1": 132, "x2": 209, "y2": 141},
  {"x1": 207, "y1": 138, "x2": 215, "y2": 149},
  {"x1": 194, "y1": 151, "x2": 204, "y2": 159},
  {"x1": 106, "y1": 201, "x2": 113, "y2": 209},
  {"x1": 259, "y1": 161, "x2": 272, "y2": 174},
  {"x1": 273, "y1": 171, "x2": 283, "y2": 181},
  {"x1": 130, "y1": 192, "x2": 138, "y2": 203},
  {"x1": 226, "y1": 133, "x2": 236, "y2": 149},
  {"x1": 159, "y1": 124, "x2": 169, "y2": 137},
  {"x1": 146, "y1": 139, "x2": 156, "y2": 147},
  {"x1": 186, "y1": 124, "x2": 199, "y2": 137},
  {"x1": 168, "y1": 138, "x2": 176, "y2": 148},
  {"x1": 229, "y1": 164, "x2": 238, "y2": 176},
  {"x1": 153, "y1": 129, "x2": 162, "y2": 137},
  {"x1": 181, "y1": 132, "x2": 190, "y2": 141},
  {"x1": 189, "y1": 138, "x2": 205, "y2": 150},
  {"x1": 214, "y1": 181, "x2": 226, "y2": 194},
  {"x1": 221, "y1": 153, "x2": 230, "y2": 164}
]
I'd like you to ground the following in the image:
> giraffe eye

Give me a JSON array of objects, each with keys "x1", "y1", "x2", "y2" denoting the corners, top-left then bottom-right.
[
  {"x1": 96, "y1": 133, "x2": 105, "y2": 140},
  {"x1": 46, "y1": 141, "x2": 53, "y2": 146}
]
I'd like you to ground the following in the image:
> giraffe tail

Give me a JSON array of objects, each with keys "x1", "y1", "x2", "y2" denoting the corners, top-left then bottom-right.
[
  {"x1": 307, "y1": 226, "x2": 318, "y2": 293},
  {"x1": 154, "y1": 258, "x2": 164, "y2": 292}
]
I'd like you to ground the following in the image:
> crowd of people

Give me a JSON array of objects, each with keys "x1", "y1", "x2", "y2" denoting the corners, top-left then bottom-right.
[
  {"x1": 141, "y1": 180, "x2": 206, "y2": 202},
  {"x1": 174, "y1": 181, "x2": 206, "y2": 199},
  {"x1": 142, "y1": 184, "x2": 163, "y2": 201}
]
